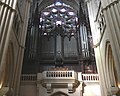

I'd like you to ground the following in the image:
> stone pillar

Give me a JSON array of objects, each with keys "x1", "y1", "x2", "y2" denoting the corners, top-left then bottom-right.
[
  {"x1": 101, "y1": 0, "x2": 120, "y2": 84},
  {"x1": 86, "y1": 0, "x2": 120, "y2": 95},
  {"x1": 100, "y1": 1, "x2": 120, "y2": 95},
  {"x1": 85, "y1": 0, "x2": 108, "y2": 95},
  {"x1": 0, "y1": 0, "x2": 17, "y2": 84},
  {"x1": 13, "y1": 0, "x2": 32, "y2": 96}
]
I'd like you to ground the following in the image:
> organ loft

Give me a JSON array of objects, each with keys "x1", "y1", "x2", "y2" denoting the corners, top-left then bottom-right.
[
  {"x1": 22, "y1": 0, "x2": 97, "y2": 74},
  {"x1": 21, "y1": 1, "x2": 98, "y2": 95},
  {"x1": 0, "y1": 0, "x2": 120, "y2": 96}
]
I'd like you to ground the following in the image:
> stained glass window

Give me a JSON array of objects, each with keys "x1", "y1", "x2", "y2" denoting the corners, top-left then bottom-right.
[{"x1": 40, "y1": 2, "x2": 78, "y2": 35}]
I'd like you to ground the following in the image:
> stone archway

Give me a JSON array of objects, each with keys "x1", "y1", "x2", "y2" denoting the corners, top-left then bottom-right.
[
  {"x1": 106, "y1": 43, "x2": 118, "y2": 87},
  {"x1": 50, "y1": 91, "x2": 69, "y2": 96},
  {"x1": 108, "y1": 45, "x2": 118, "y2": 86}
]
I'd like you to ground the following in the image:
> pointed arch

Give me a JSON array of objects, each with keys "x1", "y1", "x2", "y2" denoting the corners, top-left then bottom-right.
[{"x1": 105, "y1": 41, "x2": 118, "y2": 88}]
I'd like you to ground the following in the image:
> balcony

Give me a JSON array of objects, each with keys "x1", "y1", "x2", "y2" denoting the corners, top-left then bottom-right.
[
  {"x1": 38, "y1": 70, "x2": 79, "y2": 93},
  {"x1": 20, "y1": 72, "x2": 99, "y2": 93},
  {"x1": 21, "y1": 73, "x2": 99, "y2": 83}
]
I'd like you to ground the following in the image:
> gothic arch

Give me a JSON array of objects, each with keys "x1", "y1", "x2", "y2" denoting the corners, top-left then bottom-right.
[
  {"x1": 105, "y1": 41, "x2": 118, "y2": 88},
  {"x1": 50, "y1": 91, "x2": 69, "y2": 96}
]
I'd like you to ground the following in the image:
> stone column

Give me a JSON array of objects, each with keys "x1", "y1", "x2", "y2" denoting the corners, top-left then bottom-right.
[
  {"x1": 101, "y1": 0, "x2": 120, "y2": 87},
  {"x1": 13, "y1": 0, "x2": 32, "y2": 95},
  {"x1": 0, "y1": 0, "x2": 17, "y2": 83},
  {"x1": 85, "y1": 0, "x2": 108, "y2": 95}
]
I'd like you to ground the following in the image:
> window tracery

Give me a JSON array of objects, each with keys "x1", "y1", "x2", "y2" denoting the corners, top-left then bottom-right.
[{"x1": 40, "y1": 1, "x2": 78, "y2": 37}]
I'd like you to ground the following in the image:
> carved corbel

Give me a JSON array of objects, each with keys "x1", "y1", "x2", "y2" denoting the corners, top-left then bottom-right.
[
  {"x1": 68, "y1": 83, "x2": 73, "y2": 93},
  {"x1": 46, "y1": 83, "x2": 52, "y2": 93}
]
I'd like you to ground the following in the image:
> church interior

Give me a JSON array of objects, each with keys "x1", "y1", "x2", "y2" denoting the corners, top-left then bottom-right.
[{"x1": 0, "y1": 0, "x2": 120, "y2": 96}]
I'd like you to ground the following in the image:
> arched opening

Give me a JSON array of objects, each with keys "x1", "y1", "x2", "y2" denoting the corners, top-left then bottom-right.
[
  {"x1": 106, "y1": 43, "x2": 118, "y2": 87},
  {"x1": 50, "y1": 91, "x2": 69, "y2": 96},
  {"x1": 108, "y1": 45, "x2": 118, "y2": 86}
]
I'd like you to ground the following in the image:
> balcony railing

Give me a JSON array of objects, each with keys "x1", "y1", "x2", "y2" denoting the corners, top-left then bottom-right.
[
  {"x1": 42, "y1": 70, "x2": 77, "y2": 79},
  {"x1": 20, "y1": 73, "x2": 99, "y2": 93},
  {"x1": 82, "y1": 74, "x2": 99, "y2": 82},
  {"x1": 41, "y1": 70, "x2": 79, "y2": 93},
  {"x1": 21, "y1": 73, "x2": 99, "y2": 82},
  {"x1": 21, "y1": 74, "x2": 37, "y2": 81}
]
